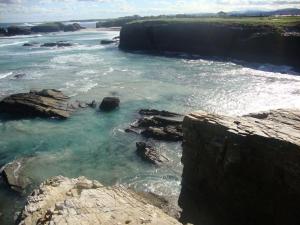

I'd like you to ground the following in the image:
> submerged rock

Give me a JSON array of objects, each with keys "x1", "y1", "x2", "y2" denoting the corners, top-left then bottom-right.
[
  {"x1": 0, "y1": 89, "x2": 72, "y2": 119},
  {"x1": 17, "y1": 176, "x2": 181, "y2": 225},
  {"x1": 99, "y1": 97, "x2": 120, "y2": 111},
  {"x1": 13, "y1": 73, "x2": 26, "y2": 79},
  {"x1": 180, "y1": 109, "x2": 300, "y2": 225},
  {"x1": 100, "y1": 39, "x2": 117, "y2": 45},
  {"x1": 41, "y1": 41, "x2": 72, "y2": 47},
  {"x1": 0, "y1": 159, "x2": 30, "y2": 192},
  {"x1": 136, "y1": 142, "x2": 168, "y2": 165}
]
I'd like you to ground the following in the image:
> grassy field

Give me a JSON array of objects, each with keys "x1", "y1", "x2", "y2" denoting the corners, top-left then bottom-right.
[{"x1": 129, "y1": 16, "x2": 300, "y2": 28}]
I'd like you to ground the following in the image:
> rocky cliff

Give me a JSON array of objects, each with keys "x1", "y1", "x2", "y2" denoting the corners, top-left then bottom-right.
[
  {"x1": 119, "y1": 21, "x2": 300, "y2": 70},
  {"x1": 17, "y1": 176, "x2": 181, "y2": 225},
  {"x1": 180, "y1": 109, "x2": 300, "y2": 225}
]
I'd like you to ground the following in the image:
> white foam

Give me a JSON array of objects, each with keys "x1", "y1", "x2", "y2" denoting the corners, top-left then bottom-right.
[
  {"x1": 51, "y1": 53, "x2": 103, "y2": 65},
  {"x1": 0, "y1": 72, "x2": 13, "y2": 79},
  {"x1": 0, "y1": 41, "x2": 26, "y2": 48}
]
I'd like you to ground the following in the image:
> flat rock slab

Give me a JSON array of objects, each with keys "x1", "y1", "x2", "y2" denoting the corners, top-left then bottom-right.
[
  {"x1": 0, "y1": 89, "x2": 72, "y2": 119},
  {"x1": 17, "y1": 176, "x2": 182, "y2": 225},
  {"x1": 136, "y1": 142, "x2": 168, "y2": 165}
]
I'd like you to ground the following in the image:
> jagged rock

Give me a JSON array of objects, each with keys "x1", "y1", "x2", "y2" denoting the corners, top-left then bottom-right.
[
  {"x1": 0, "y1": 159, "x2": 30, "y2": 192},
  {"x1": 141, "y1": 126, "x2": 183, "y2": 141},
  {"x1": 99, "y1": 97, "x2": 120, "y2": 111},
  {"x1": 0, "y1": 89, "x2": 72, "y2": 119},
  {"x1": 136, "y1": 142, "x2": 168, "y2": 165},
  {"x1": 100, "y1": 39, "x2": 117, "y2": 45},
  {"x1": 180, "y1": 109, "x2": 300, "y2": 225},
  {"x1": 87, "y1": 100, "x2": 97, "y2": 108},
  {"x1": 139, "y1": 109, "x2": 181, "y2": 117},
  {"x1": 133, "y1": 116, "x2": 183, "y2": 128},
  {"x1": 17, "y1": 176, "x2": 181, "y2": 225}
]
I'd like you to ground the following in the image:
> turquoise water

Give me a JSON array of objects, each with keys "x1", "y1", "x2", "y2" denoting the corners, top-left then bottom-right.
[{"x1": 1, "y1": 28, "x2": 300, "y2": 224}]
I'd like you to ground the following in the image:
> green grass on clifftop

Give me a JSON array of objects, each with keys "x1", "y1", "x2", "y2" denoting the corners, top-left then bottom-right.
[{"x1": 128, "y1": 16, "x2": 300, "y2": 28}]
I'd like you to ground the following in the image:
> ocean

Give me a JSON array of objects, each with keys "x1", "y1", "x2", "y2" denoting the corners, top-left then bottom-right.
[{"x1": 0, "y1": 26, "x2": 300, "y2": 224}]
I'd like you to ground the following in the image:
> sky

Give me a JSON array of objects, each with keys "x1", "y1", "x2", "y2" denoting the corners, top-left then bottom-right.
[{"x1": 0, "y1": 0, "x2": 299, "y2": 23}]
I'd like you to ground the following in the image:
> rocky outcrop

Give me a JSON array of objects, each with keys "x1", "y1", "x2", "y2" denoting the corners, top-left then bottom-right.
[
  {"x1": 0, "y1": 27, "x2": 7, "y2": 36},
  {"x1": 31, "y1": 22, "x2": 65, "y2": 33},
  {"x1": 6, "y1": 26, "x2": 31, "y2": 36},
  {"x1": 129, "y1": 114, "x2": 183, "y2": 141},
  {"x1": 63, "y1": 23, "x2": 84, "y2": 32},
  {"x1": 0, "y1": 159, "x2": 31, "y2": 192},
  {"x1": 119, "y1": 21, "x2": 300, "y2": 70},
  {"x1": 17, "y1": 176, "x2": 181, "y2": 225},
  {"x1": 139, "y1": 109, "x2": 181, "y2": 117},
  {"x1": 99, "y1": 97, "x2": 120, "y2": 111},
  {"x1": 136, "y1": 142, "x2": 168, "y2": 165},
  {"x1": 180, "y1": 109, "x2": 300, "y2": 225},
  {"x1": 0, "y1": 89, "x2": 73, "y2": 119}
]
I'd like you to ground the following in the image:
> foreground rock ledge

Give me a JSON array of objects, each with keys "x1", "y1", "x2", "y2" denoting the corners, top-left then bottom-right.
[
  {"x1": 180, "y1": 109, "x2": 300, "y2": 225},
  {"x1": 17, "y1": 176, "x2": 181, "y2": 225}
]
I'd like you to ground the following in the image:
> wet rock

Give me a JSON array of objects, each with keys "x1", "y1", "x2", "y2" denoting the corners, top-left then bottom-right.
[
  {"x1": 87, "y1": 100, "x2": 97, "y2": 108},
  {"x1": 0, "y1": 159, "x2": 30, "y2": 192},
  {"x1": 141, "y1": 126, "x2": 183, "y2": 141},
  {"x1": 31, "y1": 22, "x2": 65, "y2": 33},
  {"x1": 41, "y1": 41, "x2": 72, "y2": 47},
  {"x1": 17, "y1": 176, "x2": 181, "y2": 225},
  {"x1": 0, "y1": 27, "x2": 7, "y2": 36},
  {"x1": 99, "y1": 97, "x2": 120, "y2": 111},
  {"x1": 23, "y1": 42, "x2": 39, "y2": 47},
  {"x1": 136, "y1": 142, "x2": 168, "y2": 165},
  {"x1": 13, "y1": 73, "x2": 26, "y2": 79},
  {"x1": 100, "y1": 39, "x2": 117, "y2": 45},
  {"x1": 0, "y1": 89, "x2": 73, "y2": 119},
  {"x1": 139, "y1": 109, "x2": 181, "y2": 117},
  {"x1": 133, "y1": 116, "x2": 183, "y2": 128}
]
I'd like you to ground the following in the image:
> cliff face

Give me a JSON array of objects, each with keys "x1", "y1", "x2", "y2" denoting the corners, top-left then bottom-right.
[
  {"x1": 119, "y1": 22, "x2": 300, "y2": 70},
  {"x1": 180, "y1": 109, "x2": 300, "y2": 225},
  {"x1": 17, "y1": 176, "x2": 181, "y2": 225}
]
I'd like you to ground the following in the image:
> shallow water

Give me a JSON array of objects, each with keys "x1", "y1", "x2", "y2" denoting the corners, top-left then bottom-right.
[{"x1": 0, "y1": 28, "x2": 300, "y2": 224}]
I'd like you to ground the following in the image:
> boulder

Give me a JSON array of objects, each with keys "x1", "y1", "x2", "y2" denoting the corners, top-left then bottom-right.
[
  {"x1": 22, "y1": 42, "x2": 39, "y2": 47},
  {"x1": 0, "y1": 159, "x2": 30, "y2": 192},
  {"x1": 99, "y1": 97, "x2": 120, "y2": 111},
  {"x1": 16, "y1": 176, "x2": 181, "y2": 225},
  {"x1": 139, "y1": 109, "x2": 181, "y2": 117},
  {"x1": 136, "y1": 142, "x2": 168, "y2": 165},
  {"x1": 180, "y1": 109, "x2": 300, "y2": 225},
  {"x1": 0, "y1": 89, "x2": 73, "y2": 119},
  {"x1": 133, "y1": 116, "x2": 182, "y2": 128},
  {"x1": 6, "y1": 26, "x2": 31, "y2": 36}
]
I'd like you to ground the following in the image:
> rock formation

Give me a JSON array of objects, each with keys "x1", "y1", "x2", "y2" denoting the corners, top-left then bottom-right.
[
  {"x1": 17, "y1": 176, "x2": 181, "y2": 225},
  {"x1": 119, "y1": 21, "x2": 300, "y2": 70},
  {"x1": 99, "y1": 97, "x2": 120, "y2": 111},
  {"x1": 180, "y1": 109, "x2": 300, "y2": 225},
  {"x1": 0, "y1": 159, "x2": 31, "y2": 192},
  {"x1": 6, "y1": 26, "x2": 31, "y2": 36},
  {"x1": 136, "y1": 142, "x2": 168, "y2": 165},
  {"x1": 0, "y1": 89, "x2": 73, "y2": 119}
]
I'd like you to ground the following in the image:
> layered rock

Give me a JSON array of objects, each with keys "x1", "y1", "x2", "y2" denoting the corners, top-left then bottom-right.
[
  {"x1": 119, "y1": 21, "x2": 300, "y2": 70},
  {"x1": 180, "y1": 109, "x2": 300, "y2": 225},
  {"x1": 136, "y1": 142, "x2": 168, "y2": 165},
  {"x1": 0, "y1": 89, "x2": 72, "y2": 119},
  {"x1": 17, "y1": 176, "x2": 181, "y2": 225}
]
